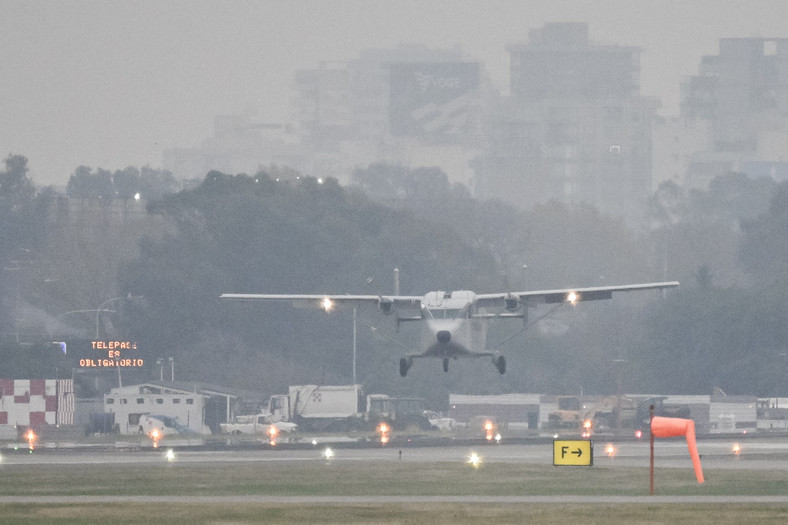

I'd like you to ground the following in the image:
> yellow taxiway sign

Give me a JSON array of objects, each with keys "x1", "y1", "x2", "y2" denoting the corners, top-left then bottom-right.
[{"x1": 553, "y1": 440, "x2": 593, "y2": 466}]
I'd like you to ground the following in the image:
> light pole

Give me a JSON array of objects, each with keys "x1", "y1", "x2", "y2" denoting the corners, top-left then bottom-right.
[
  {"x1": 50, "y1": 309, "x2": 114, "y2": 339},
  {"x1": 95, "y1": 297, "x2": 128, "y2": 339},
  {"x1": 155, "y1": 357, "x2": 174, "y2": 381},
  {"x1": 612, "y1": 358, "x2": 627, "y2": 430}
]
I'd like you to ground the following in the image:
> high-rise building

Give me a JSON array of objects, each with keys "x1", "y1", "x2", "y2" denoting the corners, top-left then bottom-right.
[
  {"x1": 473, "y1": 23, "x2": 657, "y2": 224},
  {"x1": 680, "y1": 38, "x2": 788, "y2": 188},
  {"x1": 291, "y1": 44, "x2": 489, "y2": 188}
]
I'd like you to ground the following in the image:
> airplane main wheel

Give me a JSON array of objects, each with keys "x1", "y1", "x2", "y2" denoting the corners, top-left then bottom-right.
[
  {"x1": 399, "y1": 357, "x2": 410, "y2": 377},
  {"x1": 443, "y1": 358, "x2": 449, "y2": 373},
  {"x1": 496, "y1": 356, "x2": 506, "y2": 375}
]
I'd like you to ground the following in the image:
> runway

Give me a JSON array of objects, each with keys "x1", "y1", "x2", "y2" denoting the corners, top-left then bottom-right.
[
  {"x1": 2, "y1": 435, "x2": 787, "y2": 505},
  {"x1": 2, "y1": 434, "x2": 785, "y2": 469}
]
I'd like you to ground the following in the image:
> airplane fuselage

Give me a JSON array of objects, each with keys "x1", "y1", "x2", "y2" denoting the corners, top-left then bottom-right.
[{"x1": 417, "y1": 291, "x2": 490, "y2": 359}]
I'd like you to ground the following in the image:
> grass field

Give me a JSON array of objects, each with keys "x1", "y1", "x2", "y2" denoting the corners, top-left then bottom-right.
[{"x1": 2, "y1": 452, "x2": 788, "y2": 523}]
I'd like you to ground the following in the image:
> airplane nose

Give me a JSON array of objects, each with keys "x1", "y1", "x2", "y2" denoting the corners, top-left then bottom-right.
[{"x1": 437, "y1": 330, "x2": 451, "y2": 344}]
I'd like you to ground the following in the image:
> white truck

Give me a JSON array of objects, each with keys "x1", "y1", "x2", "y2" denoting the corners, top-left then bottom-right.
[
  {"x1": 268, "y1": 384, "x2": 367, "y2": 432},
  {"x1": 222, "y1": 385, "x2": 446, "y2": 434},
  {"x1": 220, "y1": 385, "x2": 366, "y2": 434},
  {"x1": 262, "y1": 385, "x2": 437, "y2": 433}
]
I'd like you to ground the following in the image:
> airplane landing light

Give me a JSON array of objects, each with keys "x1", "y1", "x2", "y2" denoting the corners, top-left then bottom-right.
[
  {"x1": 566, "y1": 291, "x2": 579, "y2": 305},
  {"x1": 321, "y1": 297, "x2": 334, "y2": 312}
]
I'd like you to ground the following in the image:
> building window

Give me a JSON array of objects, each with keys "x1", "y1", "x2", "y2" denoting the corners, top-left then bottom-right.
[
  {"x1": 173, "y1": 398, "x2": 181, "y2": 404},
  {"x1": 156, "y1": 398, "x2": 164, "y2": 405},
  {"x1": 137, "y1": 398, "x2": 145, "y2": 404},
  {"x1": 186, "y1": 398, "x2": 194, "y2": 405},
  {"x1": 121, "y1": 398, "x2": 128, "y2": 404},
  {"x1": 106, "y1": 398, "x2": 115, "y2": 405}
]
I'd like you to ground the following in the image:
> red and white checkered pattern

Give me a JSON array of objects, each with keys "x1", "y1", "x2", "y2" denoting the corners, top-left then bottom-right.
[{"x1": 0, "y1": 379, "x2": 74, "y2": 427}]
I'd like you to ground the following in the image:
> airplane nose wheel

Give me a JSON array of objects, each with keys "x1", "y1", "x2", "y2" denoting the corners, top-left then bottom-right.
[
  {"x1": 442, "y1": 358, "x2": 449, "y2": 373},
  {"x1": 399, "y1": 357, "x2": 412, "y2": 377}
]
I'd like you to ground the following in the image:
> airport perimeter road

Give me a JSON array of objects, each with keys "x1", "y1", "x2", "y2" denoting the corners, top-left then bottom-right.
[{"x1": 3, "y1": 494, "x2": 788, "y2": 505}]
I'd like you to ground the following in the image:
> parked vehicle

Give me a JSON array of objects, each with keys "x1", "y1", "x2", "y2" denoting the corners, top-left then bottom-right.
[{"x1": 246, "y1": 385, "x2": 440, "y2": 433}]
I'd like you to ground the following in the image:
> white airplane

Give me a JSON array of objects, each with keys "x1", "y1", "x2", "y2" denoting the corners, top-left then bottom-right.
[{"x1": 221, "y1": 281, "x2": 678, "y2": 377}]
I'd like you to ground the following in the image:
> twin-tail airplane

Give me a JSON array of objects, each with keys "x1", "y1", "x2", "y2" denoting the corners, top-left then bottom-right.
[{"x1": 221, "y1": 281, "x2": 678, "y2": 377}]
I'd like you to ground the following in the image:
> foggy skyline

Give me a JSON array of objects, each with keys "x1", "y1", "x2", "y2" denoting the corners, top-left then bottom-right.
[{"x1": 3, "y1": 0, "x2": 788, "y2": 187}]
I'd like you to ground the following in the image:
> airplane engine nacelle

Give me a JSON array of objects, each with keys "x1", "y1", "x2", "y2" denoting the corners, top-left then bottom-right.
[
  {"x1": 504, "y1": 294, "x2": 520, "y2": 312},
  {"x1": 378, "y1": 298, "x2": 395, "y2": 315}
]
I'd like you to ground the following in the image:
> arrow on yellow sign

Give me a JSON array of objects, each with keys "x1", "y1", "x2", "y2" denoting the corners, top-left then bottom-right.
[{"x1": 553, "y1": 440, "x2": 593, "y2": 466}]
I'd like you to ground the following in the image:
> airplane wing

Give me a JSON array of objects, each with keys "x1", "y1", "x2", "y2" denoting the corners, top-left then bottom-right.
[
  {"x1": 474, "y1": 281, "x2": 679, "y2": 309},
  {"x1": 222, "y1": 281, "x2": 678, "y2": 314},
  {"x1": 220, "y1": 293, "x2": 423, "y2": 313}
]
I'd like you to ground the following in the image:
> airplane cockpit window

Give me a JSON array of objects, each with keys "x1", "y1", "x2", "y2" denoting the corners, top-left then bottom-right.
[
  {"x1": 446, "y1": 309, "x2": 463, "y2": 319},
  {"x1": 424, "y1": 307, "x2": 467, "y2": 319}
]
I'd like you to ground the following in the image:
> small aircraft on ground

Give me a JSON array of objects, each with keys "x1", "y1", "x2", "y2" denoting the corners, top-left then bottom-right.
[{"x1": 221, "y1": 281, "x2": 678, "y2": 376}]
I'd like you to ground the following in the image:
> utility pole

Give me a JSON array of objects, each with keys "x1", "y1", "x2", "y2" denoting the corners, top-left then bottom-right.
[{"x1": 352, "y1": 307, "x2": 357, "y2": 385}]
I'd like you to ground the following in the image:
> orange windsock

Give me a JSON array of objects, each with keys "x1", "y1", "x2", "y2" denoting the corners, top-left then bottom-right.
[
  {"x1": 651, "y1": 416, "x2": 704, "y2": 483},
  {"x1": 651, "y1": 416, "x2": 690, "y2": 438}
]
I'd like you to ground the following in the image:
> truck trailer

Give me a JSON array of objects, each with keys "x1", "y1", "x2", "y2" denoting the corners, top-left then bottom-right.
[{"x1": 224, "y1": 385, "x2": 436, "y2": 434}]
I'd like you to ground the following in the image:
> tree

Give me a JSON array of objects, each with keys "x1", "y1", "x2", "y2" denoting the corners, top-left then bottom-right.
[
  {"x1": 519, "y1": 201, "x2": 650, "y2": 288},
  {"x1": 740, "y1": 180, "x2": 788, "y2": 285},
  {"x1": 120, "y1": 169, "x2": 501, "y2": 398},
  {"x1": 0, "y1": 154, "x2": 35, "y2": 204},
  {"x1": 66, "y1": 166, "x2": 113, "y2": 200},
  {"x1": 0, "y1": 156, "x2": 66, "y2": 342},
  {"x1": 113, "y1": 166, "x2": 141, "y2": 201},
  {"x1": 138, "y1": 165, "x2": 179, "y2": 201},
  {"x1": 0, "y1": 155, "x2": 37, "y2": 258},
  {"x1": 66, "y1": 165, "x2": 178, "y2": 202},
  {"x1": 630, "y1": 283, "x2": 788, "y2": 395},
  {"x1": 644, "y1": 173, "x2": 775, "y2": 288}
]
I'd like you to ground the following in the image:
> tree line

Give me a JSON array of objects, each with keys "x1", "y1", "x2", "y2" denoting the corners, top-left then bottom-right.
[{"x1": 2, "y1": 155, "x2": 788, "y2": 405}]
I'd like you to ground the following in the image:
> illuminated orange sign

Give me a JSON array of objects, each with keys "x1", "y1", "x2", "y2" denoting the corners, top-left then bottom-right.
[{"x1": 79, "y1": 341, "x2": 144, "y2": 368}]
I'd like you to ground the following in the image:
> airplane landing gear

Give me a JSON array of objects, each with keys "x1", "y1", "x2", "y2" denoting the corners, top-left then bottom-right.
[
  {"x1": 443, "y1": 358, "x2": 449, "y2": 373},
  {"x1": 399, "y1": 357, "x2": 412, "y2": 377},
  {"x1": 494, "y1": 355, "x2": 506, "y2": 375}
]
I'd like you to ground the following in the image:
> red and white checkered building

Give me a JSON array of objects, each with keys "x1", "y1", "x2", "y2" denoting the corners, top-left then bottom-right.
[{"x1": 0, "y1": 379, "x2": 74, "y2": 428}]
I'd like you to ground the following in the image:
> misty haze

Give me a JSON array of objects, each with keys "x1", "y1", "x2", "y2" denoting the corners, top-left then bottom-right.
[{"x1": 3, "y1": 1, "x2": 788, "y2": 446}]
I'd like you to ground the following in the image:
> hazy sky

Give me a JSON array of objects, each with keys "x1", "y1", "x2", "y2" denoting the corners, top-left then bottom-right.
[{"x1": 3, "y1": 0, "x2": 788, "y2": 187}]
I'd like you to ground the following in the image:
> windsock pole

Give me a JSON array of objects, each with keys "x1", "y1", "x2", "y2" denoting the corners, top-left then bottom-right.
[
  {"x1": 649, "y1": 405, "x2": 655, "y2": 495},
  {"x1": 650, "y1": 413, "x2": 706, "y2": 493}
]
